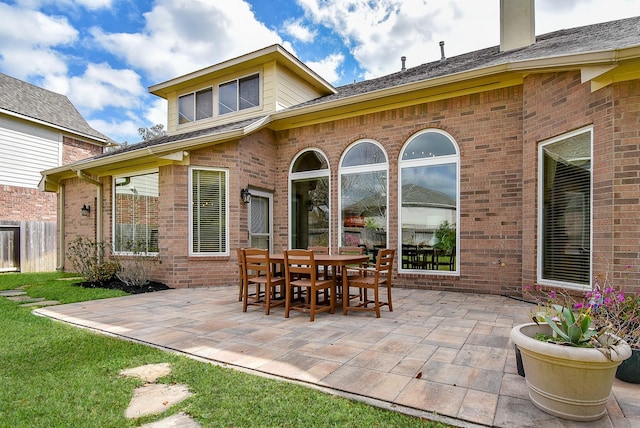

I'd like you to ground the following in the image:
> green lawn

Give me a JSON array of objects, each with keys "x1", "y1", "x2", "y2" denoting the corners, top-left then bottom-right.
[{"x1": 0, "y1": 272, "x2": 452, "y2": 427}]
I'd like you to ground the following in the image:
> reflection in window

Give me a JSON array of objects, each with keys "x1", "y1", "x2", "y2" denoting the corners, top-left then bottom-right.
[
  {"x1": 339, "y1": 141, "x2": 387, "y2": 257},
  {"x1": 190, "y1": 168, "x2": 228, "y2": 255},
  {"x1": 114, "y1": 171, "x2": 159, "y2": 253},
  {"x1": 399, "y1": 130, "x2": 458, "y2": 273},
  {"x1": 219, "y1": 74, "x2": 259, "y2": 115},
  {"x1": 539, "y1": 129, "x2": 591, "y2": 288},
  {"x1": 290, "y1": 150, "x2": 330, "y2": 249},
  {"x1": 178, "y1": 88, "x2": 213, "y2": 124}
]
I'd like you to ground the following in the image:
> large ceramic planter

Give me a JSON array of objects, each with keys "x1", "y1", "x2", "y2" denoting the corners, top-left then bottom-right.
[
  {"x1": 510, "y1": 323, "x2": 632, "y2": 421},
  {"x1": 616, "y1": 347, "x2": 640, "y2": 383}
]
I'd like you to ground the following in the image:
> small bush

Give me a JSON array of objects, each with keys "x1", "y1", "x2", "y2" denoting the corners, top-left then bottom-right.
[
  {"x1": 113, "y1": 240, "x2": 158, "y2": 288},
  {"x1": 66, "y1": 237, "x2": 120, "y2": 284}
]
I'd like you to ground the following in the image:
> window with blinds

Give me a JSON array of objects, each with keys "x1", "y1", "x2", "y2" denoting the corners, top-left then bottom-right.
[
  {"x1": 190, "y1": 168, "x2": 228, "y2": 255},
  {"x1": 539, "y1": 128, "x2": 592, "y2": 288}
]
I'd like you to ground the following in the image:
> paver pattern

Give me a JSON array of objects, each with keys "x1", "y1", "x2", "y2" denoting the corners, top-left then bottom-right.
[{"x1": 35, "y1": 287, "x2": 640, "y2": 427}]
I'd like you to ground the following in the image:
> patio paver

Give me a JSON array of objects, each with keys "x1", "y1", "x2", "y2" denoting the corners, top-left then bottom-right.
[{"x1": 34, "y1": 286, "x2": 640, "y2": 428}]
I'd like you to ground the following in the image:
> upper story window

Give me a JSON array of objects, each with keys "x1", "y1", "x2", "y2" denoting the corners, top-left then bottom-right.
[
  {"x1": 178, "y1": 88, "x2": 213, "y2": 124},
  {"x1": 219, "y1": 74, "x2": 259, "y2": 115}
]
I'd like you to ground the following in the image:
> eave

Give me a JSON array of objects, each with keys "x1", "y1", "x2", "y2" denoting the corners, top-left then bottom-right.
[
  {"x1": 268, "y1": 46, "x2": 640, "y2": 130},
  {"x1": 149, "y1": 44, "x2": 336, "y2": 99}
]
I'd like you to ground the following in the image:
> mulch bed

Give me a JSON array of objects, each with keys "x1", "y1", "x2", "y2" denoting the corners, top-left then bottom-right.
[{"x1": 75, "y1": 279, "x2": 171, "y2": 294}]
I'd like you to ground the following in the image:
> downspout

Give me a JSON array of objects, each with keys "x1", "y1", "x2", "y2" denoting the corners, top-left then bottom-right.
[
  {"x1": 56, "y1": 182, "x2": 65, "y2": 271},
  {"x1": 77, "y1": 170, "x2": 103, "y2": 245}
]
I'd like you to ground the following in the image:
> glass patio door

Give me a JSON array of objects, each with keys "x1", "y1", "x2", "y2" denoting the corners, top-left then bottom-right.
[{"x1": 249, "y1": 190, "x2": 273, "y2": 250}]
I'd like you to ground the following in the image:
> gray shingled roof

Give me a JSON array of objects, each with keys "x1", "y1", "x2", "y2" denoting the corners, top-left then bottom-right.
[
  {"x1": 289, "y1": 15, "x2": 640, "y2": 109},
  {"x1": 66, "y1": 15, "x2": 640, "y2": 160},
  {"x1": 0, "y1": 73, "x2": 108, "y2": 142},
  {"x1": 93, "y1": 116, "x2": 266, "y2": 158}
]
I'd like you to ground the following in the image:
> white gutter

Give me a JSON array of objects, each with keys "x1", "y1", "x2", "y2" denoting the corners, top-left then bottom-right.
[{"x1": 56, "y1": 183, "x2": 65, "y2": 271}]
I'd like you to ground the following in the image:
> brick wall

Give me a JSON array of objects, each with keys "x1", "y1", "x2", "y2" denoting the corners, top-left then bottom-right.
[
  {"x1": 521, "y1": 73, "x2": 640, "y2": 292},
  {"x1": 273, "y1": 86, "x2": 524, "y2": 294},
  {"x1": 56, "y1": 72, "x2": 640, "y2": 294}
]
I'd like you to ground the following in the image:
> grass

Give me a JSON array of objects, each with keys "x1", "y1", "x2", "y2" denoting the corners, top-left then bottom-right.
[{"x1": 0, "y1": 272, "x2": 452, "y2": 427}]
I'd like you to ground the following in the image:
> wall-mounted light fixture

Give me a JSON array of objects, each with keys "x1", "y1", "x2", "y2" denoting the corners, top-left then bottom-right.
[
  {"x1": 81, "y1": 204, "x2": 91, "y2": 216},
  {"x1": 240, "y1": 187, "x2": 252, "y2": 204}
]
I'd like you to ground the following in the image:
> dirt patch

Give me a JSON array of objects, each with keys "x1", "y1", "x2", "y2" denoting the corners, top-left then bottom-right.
[{"x1": 75, "y1": 279, "x2": 171, "y2": 294}]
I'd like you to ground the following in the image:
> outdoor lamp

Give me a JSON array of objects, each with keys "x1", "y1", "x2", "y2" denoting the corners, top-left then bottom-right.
[
  {"x1": 240, "y1": 187, "x2": 252, "y2": 204},
  {"x1": 81, "y1": 204, "x2": 91, "y2": 216}
]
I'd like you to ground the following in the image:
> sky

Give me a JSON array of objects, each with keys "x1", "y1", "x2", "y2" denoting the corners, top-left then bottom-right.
[{"x1": 1, "y1": 0, "x2": 639, "y2": 144}]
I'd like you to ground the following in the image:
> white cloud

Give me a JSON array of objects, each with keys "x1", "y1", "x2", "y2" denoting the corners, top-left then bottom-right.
[
  {"x1": 283, "y1": 18, "x2": 316, "y2": 43},
  {"x1": 143, "y1": 98, "x2": 168, "y2": 130},
  {"x1": 89, "y1": 117, "x2": 140, "y2": 144},
  {"x1": 0, "y1": 3, "x2": 77, "y2": 78},
  {"x1": 296, "y1": 0, "x2": 497, "y2": 79},
  {"x1": 305, "y1": 53, "x2": 344, "y2": 84},
  {"x1": 91, "y1": 0, "x2": 285, "y2": 82}
]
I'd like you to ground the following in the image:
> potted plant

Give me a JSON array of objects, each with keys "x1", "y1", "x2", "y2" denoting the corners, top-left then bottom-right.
[
  {"x1": 511, "y1": 286, "x2": 632, "y2": 421},
  {"x1": 588, "y1": 272, "x2": 640, "y2": 383}
]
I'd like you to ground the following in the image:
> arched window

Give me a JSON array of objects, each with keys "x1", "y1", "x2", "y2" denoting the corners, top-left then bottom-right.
[
  {"x1": 399, "y1": 130, "x2": 459, "y2": 273},
  {"x1": 339, "y1": 140, "x2": 388, "y2": 256},
  {"x1": 289, "y1": 149, "x2": 330, "y2": 249}
]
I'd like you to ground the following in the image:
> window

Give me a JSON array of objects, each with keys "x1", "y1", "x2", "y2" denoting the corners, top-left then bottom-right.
[
  {"x1": 289, "y1": 150, "x2": 330, "y2": 249},
  {"x1": 339, "y1": 140, "x2": 388, "y2": 254},
  {"x1": 538, "y1": 128, "x2": 592, "y2": 289},
  {"x1": 219, "y1": 74, "x2": 259, "y2": 115},
  {"x1": 178, "y1": 88, "x2": 213, "y2": 124},
  {"x1": 113, "y1": 171, "x2": 159, "y2": 254},
  {"x1": 399, "y1": 130, "x2": 459, "y2": 273},
  {"x1": 190, "y1": 168, "x2": 228, "y2": 255}
]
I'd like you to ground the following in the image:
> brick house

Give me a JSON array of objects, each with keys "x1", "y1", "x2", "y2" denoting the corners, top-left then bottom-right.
[
  {"x1": 0, "y1": 73, "x2": 110, "y2": 272},
  {"x1": 41, "y1": 2, "x2": 640, "y2": 296}
]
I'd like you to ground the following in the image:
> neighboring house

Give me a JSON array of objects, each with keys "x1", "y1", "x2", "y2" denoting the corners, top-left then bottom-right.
[
  {"x1": 0, "y1": 73, "x2": 110, "y2": 272},
  {"x1": 41, "y1": 1, "x2": 640, "y2": 296}
]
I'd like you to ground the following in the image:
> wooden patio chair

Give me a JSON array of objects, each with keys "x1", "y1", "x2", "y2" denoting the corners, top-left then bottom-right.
[
  {"x1": 343, "y1": 248, "x2": 395, "y2": 318},
  {"x1": 242, "y1": 248, "x2": 285, "y2": 315},
  {"x1": 284, "y1": 249, "x2": 336, "y2": 322}
]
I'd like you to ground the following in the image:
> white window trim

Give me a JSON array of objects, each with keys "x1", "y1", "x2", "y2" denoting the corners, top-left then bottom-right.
[
  {"x1": 338, "y1": 139, "x2": 389, "y2": 248},
  {"x1": 397, "y1": 129, "x2": 460, "y2": 276},
  {"x1": 536, "y1": 125, "x2": 593, "y2": 291},
  {"x1": 188, "y1": 166, "x2": 230, "y2": 257},
  {"x1": 112, "y1": 168, "x2": 159, "y2": 256},
  {"x1": 288, "y1": 149, "x2": 331, "y2": 250}
]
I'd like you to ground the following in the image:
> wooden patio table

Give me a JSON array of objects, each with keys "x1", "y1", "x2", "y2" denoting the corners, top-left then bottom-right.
[{"x1": 269, "y1": 253, "x2": 370, "y2": 312}]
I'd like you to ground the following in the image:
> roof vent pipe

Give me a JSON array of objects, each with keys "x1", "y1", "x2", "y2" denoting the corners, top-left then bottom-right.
[
  {"x1": 401, "y1": 56, "x2": 406, "y2": 72},
  {"x1": 439, "y1": 41, "x2": 446, "y2": 61}
]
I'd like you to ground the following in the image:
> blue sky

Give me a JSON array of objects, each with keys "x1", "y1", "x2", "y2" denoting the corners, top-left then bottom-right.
[{"x1": 1, "y1": 0, "x2": 639, "y2": 144}]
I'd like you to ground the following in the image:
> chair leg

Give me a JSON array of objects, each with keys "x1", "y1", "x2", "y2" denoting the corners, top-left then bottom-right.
[
  {"x1": 285, "y1": 283, "x2": 291, "y2": 318},
  {"x1": 265, "y1": 284, "x2": 271, "y2": 315},
  {"x1": 309, "y1": 286, "x2": 316, "y2": 322},
  {"x1": 387, "y1": 284, "x2": 393, "y2": 312},
  {"x1": 374, "y1": 286, "x2": 381, "y2": 318}
]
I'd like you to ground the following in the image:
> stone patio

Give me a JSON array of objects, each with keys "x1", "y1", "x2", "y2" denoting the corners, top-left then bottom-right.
[{"x1": 34, "y1": 286, "x2": 640, "y2": 427}]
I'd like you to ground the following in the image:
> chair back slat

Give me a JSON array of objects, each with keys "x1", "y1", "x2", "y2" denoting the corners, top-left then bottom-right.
[{"x1": 285, "y1": 249, "x2": 316, "y2": 279}]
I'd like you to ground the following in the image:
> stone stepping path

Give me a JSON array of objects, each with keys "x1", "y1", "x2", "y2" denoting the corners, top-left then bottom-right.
[
  {"x1": 2, "y1": 291, "x2": 199, "y2": 425},
  {"x1": 0, "y1": 289, "x2": 60, "y2": 307},
  {"x1": 120, "y1": 363, "x2": 199, "y2": 427}
]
